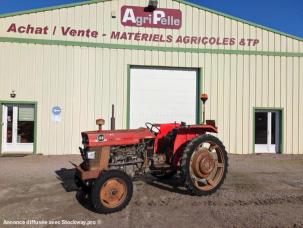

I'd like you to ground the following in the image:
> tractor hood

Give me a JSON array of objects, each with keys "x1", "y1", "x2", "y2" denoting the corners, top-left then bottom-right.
[{"x1": 81, "y1": 128, "x2": 155, "y2": 148}]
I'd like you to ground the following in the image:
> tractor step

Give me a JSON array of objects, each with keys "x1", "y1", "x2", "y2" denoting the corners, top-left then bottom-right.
[{"x1": 151, "y1": 163, "x2": 171, "y2": 169}]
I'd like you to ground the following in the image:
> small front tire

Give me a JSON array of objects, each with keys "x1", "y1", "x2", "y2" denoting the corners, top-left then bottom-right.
[{"x1": 91, "y1": 170, "x2": 133, "y2": 214}]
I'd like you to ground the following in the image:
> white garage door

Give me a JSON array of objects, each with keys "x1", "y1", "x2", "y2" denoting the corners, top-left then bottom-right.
[{"x1": 130, "y1": 67, "x2": 198, "y2": 128}]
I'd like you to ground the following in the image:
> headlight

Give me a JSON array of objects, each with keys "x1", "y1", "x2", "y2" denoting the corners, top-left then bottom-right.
[{"x1": 87, "y1": 151, "x2": 96, "y2": 160}]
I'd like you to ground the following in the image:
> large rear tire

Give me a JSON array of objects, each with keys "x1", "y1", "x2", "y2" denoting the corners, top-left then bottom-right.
[
  {"x1": 181, "y1": 134, "x2": 228, "y2": 196},
  {"x1": 91, "y1": 170, "x2": 133, "y2": 214}
]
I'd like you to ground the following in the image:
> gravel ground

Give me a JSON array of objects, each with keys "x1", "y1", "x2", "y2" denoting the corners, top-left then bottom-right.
[{"x1": 0, "y1": 154, "x2": 303, "y2": 228}]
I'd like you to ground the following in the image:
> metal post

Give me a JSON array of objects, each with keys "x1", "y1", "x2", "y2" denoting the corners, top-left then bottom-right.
[{"x1": 200, "y1": 94, "x2": 208, "y2": 125}]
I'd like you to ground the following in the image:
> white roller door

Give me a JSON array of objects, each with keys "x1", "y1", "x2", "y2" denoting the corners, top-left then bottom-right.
[{"x1": 130, "y1": 67, "x2": 198, "y2": 128}]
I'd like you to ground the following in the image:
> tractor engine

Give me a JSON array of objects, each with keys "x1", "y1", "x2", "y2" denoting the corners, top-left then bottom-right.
[{"x1": 108, "y1": 140, "x2": 154, "y2": 177}]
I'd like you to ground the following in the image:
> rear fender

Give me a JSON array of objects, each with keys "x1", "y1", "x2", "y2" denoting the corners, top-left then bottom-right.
[
  {"x1": 173, "y1": 133, "x2": 198, "y2": 156},
  {"x1": 154, "y1": 123, "x2": 181, "y2": 153},
  {"x1": 171, "y1": 134, "x2": 199, "y2": 167},
  {"x1": 172, "y1": 125, "x2": 218, "y2": 166}
]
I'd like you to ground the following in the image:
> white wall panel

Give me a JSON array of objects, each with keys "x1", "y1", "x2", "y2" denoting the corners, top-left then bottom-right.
[
  {"x1": 222, "y1": 54, "x2": 231, "y2": 151},
  {"x1": 262, "y1": 30, "x2": 269, "y2": 52},
  {"x1": 268, "y1": 32, "x2": 275, "y2": 52},
  {"x1": 210, "y1": 54, "x2": 218, "y2": 121},
  {"x1": 243, "y1": 23, "x2": 250, "y2": 51},
  {"x1": 242, "y1": 55, "x2": 250, "y2": 154},
  {"x1": 229, "y1": 55, "x2": 237, "y2": 154},
  {"x1": 224, "y1": 18, "x2": 232, "y2": 51},
  {"x1": 275, "y1": 34, "x2": 281, "y2": 52},
  {"x1": 255, "y1": 55, "x2": 263, "y2": 106},
  {"x1": 248, "y1": 55, "x2": 256, "y2": 153},
  {"x1": 280, "y1": 57, "x2": 287, "y2": 153},
  {"x1": 292, "y1": 57, "x2": 299, "y2": 154},
  {"x1": 286, "y1": 57, "x2": 293, "y2": 154},
  {"x1": 268, "y1": 56, "x2": 275, "y2": 107},
  {"x1": 274, "y1": 56, "x2": 281, "y2": 107},
  {"x1": 237, "y1": 22, "x2": 244, "y2": 51},
  {"x1": 217, "y1": 54, "x2": 224, "y2": 140},
  {"x1": 236, "y1": 55, "x2": 243, "y2": 153},
  {"x1": 262, "y1": 56, "x2": 269, "y2": 106}
]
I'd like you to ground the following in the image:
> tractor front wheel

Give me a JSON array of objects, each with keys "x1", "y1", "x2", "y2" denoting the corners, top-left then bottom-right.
[
  {"x1": 181, "y1": 134, "x2": 228, "y2": 196},
  {"x1": 91, "y1": 170, "x2": 133, "y2": 214}
]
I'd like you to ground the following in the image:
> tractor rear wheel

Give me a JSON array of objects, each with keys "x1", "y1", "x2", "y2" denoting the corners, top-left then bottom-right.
[
  {"x1": 181, "y1": 134, "x2": 228, "y2": 196},
  {"x1": 91, "y1": 170, "x2": 133, "y2": 214}
]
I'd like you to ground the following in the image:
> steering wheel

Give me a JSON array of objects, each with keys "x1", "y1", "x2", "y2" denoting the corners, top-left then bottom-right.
[{"x1": 145, "y1": 122, "x2": 161, "y2": 135}]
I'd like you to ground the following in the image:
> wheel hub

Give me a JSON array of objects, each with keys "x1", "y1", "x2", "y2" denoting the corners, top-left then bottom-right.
[
  {"x1": 111, "y1": 189, "x2": 118, "y2": 196},
  {"x1": 192, "y1": 149, "x2": 215, "y2": 178},
  {"x1": 100, "y1": 178, "x2": 127, "y2": 208}
]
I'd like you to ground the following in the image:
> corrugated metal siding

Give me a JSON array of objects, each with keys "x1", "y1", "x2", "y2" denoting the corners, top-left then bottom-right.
[
  {"x1": 1, "y1": 0, "x2": 302, "y2": 53},
  {"x1": 0, "y1": 43, "x2": 302, "y2": 155},
  {"x1": 0, "y1": 0, "x2": 303, "y2": 155}
]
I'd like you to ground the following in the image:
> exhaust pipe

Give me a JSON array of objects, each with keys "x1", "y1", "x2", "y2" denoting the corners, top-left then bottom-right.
[{"x1": 111, "y1": 104, "x2": 115, "y2": 130}]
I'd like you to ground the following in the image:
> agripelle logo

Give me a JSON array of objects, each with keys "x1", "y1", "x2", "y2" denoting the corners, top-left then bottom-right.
[{"x1": 121, "y1": 5, "x2": 182, "y2": 29}]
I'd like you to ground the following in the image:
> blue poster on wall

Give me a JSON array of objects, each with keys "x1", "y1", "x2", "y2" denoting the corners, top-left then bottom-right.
[{"x1": 52, "y1": 106, "x2": 62, "y2": 122}]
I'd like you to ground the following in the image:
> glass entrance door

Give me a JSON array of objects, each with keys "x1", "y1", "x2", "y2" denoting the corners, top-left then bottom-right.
[
  {"x1": 255, "y1": 110, "x2": 280, "y2": 153},
  {"x1": 1, "y1": 104, "x2": 35, "y2": 153}
]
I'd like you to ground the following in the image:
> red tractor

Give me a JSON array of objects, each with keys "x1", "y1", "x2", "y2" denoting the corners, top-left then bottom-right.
[{"x1": 75, "y1": 94, "x2": 228, "y2": 213}]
